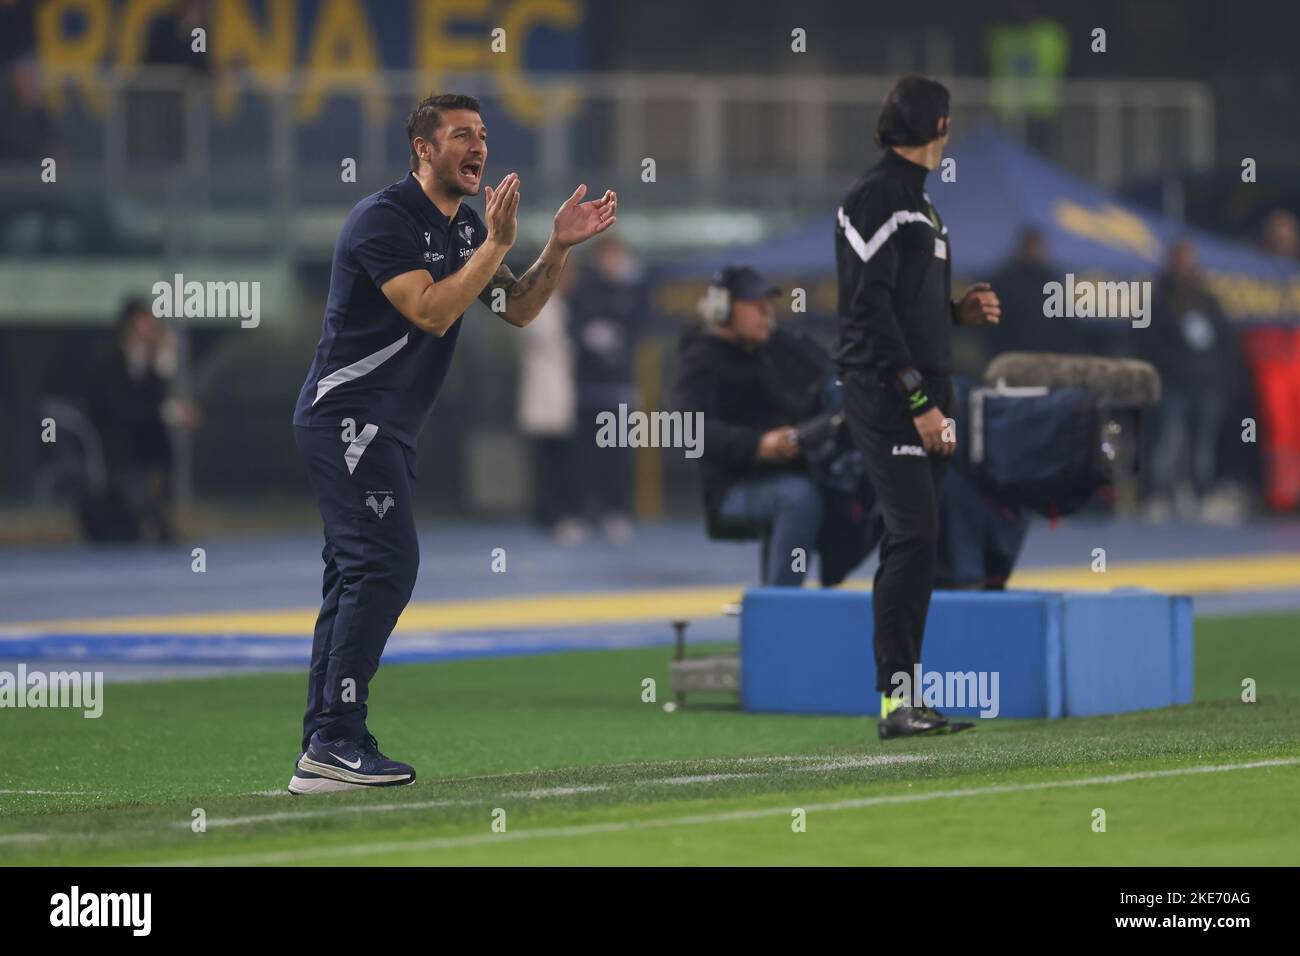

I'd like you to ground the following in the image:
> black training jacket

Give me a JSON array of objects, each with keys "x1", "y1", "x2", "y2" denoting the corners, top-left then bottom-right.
[
  {"x1": 834, "y1": 149, "x2": 960, "y2": 413},
  {"x1": 672, "y1": 325, "x2": 825, "y2": 516}
]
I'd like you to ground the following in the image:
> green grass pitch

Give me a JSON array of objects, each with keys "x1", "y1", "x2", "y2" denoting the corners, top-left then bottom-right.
[{"x1": 1, "y1": 612, "x2": 1297, "y2": 865}]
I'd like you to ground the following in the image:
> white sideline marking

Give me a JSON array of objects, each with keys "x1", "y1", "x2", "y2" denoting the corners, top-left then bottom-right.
[
  {"x1": 160, "y1": 757, "x2": 1300, "y2": 865},
  {"x1": 194, "y1": 799, "x2": 463, "y2": 829},
  {"x1": 659, "y1": 758, "x2": 904, "y2": 785},
  {"x1": 252, "y1": 752, "x2": 928, "y2": 794},
  {"x1": 3, "y1": 755, "x2": 926, "y2": 846},
  {"x1": 0, "y1": 789, "x2": 97, "y2": 796},
  {"x1": 206, "y1": 755, "x2": 923, "y2": 829},
  {"x1": 523, "y1": 785, "x2": 608, "y2": 798}
]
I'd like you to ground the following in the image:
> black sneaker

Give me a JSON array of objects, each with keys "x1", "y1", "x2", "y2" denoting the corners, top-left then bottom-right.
[
  {"x1": 878, "y1": 706, "x2": 949, "y2": 740},
  {"x1": 917, "y1": 706, "x2": 977, "y2": 734}
]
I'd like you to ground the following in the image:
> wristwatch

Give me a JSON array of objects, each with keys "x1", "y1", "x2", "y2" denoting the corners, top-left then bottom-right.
[{"x1": 895, "y1": 367, "x2": 933, "y2": 416}]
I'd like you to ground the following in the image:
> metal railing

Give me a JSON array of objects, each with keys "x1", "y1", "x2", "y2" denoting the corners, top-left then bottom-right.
[{"x1": 6, "y1": 68, "x2": 1214, "y2": 228}]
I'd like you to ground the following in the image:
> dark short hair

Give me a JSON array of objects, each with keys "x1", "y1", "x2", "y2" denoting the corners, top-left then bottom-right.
[
  {"x1": 406, "y1": 93, "x2": 482, "y2": 171},
  {"x1": 118, "y1": 295, "x2": 152, "y2": 329},
  {"x1": 876, "y1": 75, "x2": 950, "y2": 148}
]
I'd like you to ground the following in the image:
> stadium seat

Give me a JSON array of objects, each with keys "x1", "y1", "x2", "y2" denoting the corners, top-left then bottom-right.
[{"x1": 705, "y1": 512, "x2": 773, "y2": 584}]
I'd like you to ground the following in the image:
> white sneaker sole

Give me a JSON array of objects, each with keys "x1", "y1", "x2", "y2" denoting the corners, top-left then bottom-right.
[
  {"x1": 296, "y1": 755, "x2": 415, "y2": 787},
  {"x1": 287, "y1": 775, "x2": 373, "y2": 795}
]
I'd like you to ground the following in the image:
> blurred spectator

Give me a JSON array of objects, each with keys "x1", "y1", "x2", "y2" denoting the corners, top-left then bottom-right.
[
  {"x1": 1260, "y1": 209, "x2": 1300, "y2": 260},
  {"x1": 986, "y1": 4, "x2": 1068, "y2": 156},
  {"x1": 0, "y1": 0, "x2": 56, "y2": 161},
  {"x1": 567, "y1": 234, "x2": 651, "y2": 543},
  {"x1": 1142, "y1": 240, "x2": 1241, "y2": 520},
  {"x1": 129, "y1": 0, "x2": 213, "y2": 165},
  {"x1": 83, "y1": 298, "x2": 200, "y2": 543},
  {"x1": 986, "y1": 226, "x2": 1086, "y2": 358},
  {"x1": 145, "y1": 0, "x2": 213, "y2": 70},
  {"x1": 516, "y1": 267, "x2": 583, "y2": 542}
]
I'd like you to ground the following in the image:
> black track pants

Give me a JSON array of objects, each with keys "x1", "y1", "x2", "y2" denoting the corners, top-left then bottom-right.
[{"x1": 842, "y1": 371, "x2": 952, "y2": 694}]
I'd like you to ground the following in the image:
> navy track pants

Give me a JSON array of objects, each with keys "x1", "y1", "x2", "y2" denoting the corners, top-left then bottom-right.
[{"x1": 294, "y1": 423, "x2": 419, "y2": 750}]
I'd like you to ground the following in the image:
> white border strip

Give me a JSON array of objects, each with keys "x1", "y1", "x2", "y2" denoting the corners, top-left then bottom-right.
[{"x1": 150, "y1": 757, "x2": 1299, "y2": 865}]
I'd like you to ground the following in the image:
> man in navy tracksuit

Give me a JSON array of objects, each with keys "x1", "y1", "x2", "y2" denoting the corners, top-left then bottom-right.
[{"x1": 288, "y1": 93, "x2": 617, "y2": 794}]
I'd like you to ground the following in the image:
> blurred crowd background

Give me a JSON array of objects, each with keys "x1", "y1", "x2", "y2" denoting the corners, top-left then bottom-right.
[{"x1": 3, "y1": 0, "x2": 1299, "y2": 545}]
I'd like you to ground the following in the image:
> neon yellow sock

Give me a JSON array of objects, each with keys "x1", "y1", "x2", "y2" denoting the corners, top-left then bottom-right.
[{"x1": 881, "y1": 692, "x2": 900, "y2": 718}]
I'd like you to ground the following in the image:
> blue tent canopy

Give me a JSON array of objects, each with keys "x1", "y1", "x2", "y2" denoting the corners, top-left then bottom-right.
[{"x1": 654, "y1": 129, "x2": 1300, "y2": 325}]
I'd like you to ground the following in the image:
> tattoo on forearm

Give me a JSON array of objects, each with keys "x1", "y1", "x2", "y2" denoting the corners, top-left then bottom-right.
[{"x1": 508, "y1": 259, "x2": 560, "y2": 299}]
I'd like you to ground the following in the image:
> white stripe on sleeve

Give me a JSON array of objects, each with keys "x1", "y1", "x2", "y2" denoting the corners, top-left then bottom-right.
[{"x1": 838, "y1": 207, "x2": 933, "y2": 265}]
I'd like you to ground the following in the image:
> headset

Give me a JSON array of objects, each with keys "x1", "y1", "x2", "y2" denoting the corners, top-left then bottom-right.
[{"x1": 696, "y1": 268, "x2": 736, "y2": 325}]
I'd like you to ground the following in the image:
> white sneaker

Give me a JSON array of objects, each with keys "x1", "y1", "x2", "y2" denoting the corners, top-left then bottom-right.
[
  {"x1": 1201, "y1": 487, "x2": 1247, "y2": 526},
  {"x1": 602, "y1": 514, "x2": 633, "y2": 545},
  {"x1": 1144, "y1": 496, "x2": 1172, "y2": 524},
  {"x1": 553, "y1": 518, "x2": 588, "y2": 547}
]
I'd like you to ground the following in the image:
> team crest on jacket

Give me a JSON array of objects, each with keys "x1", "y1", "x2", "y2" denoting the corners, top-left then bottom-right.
[
  {"x1": 459, "y1": 222, "x2": 474, "y2": 244},
  {"x1": 365, "y1": 492, "x2": 395, "y2": 518}
]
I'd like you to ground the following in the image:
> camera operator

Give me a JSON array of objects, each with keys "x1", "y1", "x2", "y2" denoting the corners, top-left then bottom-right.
[{"x1": 674, "y1": 266, "x2": 855, "y2": 586}]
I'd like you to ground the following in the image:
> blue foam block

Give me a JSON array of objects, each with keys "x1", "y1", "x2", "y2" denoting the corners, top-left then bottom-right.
[{"x1": 740, "y1": 588, "x2": 1192, "y2": 719}]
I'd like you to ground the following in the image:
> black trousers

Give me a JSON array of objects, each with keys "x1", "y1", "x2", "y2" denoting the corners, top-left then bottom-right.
[
  {"x1": 842, "y1": 370, "x2": 952, "y2": 694},
  {"x1": 530, "y1": 436, "x2": 576, "y2": 528},
  {"x1": 294, "y1": 424, "x2": 420, "y2": 751},
  {"x1": 573, "y1": 399, "x2": 634, "y2": 519}
]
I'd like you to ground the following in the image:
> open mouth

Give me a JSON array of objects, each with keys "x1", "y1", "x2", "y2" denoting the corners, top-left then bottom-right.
[{"x1": 459, "y1": 161, "x2": 482, "y2": 180}]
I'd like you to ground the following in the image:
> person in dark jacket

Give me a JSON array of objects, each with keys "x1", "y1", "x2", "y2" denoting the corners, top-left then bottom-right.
[
  {"x1": 567, "y1": 234, "x2": 651, "y2": 542},
  {"x1": 985, "y1": 226, "x2": 1087, "y2": 358},
  {"x1": 835, "y1": 75, "x2": 1000, "y2": 739},
  {"x1": 84, "y1": 297, "x2": 199, "y2": 543},
  {"x1": 674, "y1": 266, "x2": 835, "y2": 586},
  {"x1": 1143, "y1": 239, "x2": 1241, "y2": 511}
]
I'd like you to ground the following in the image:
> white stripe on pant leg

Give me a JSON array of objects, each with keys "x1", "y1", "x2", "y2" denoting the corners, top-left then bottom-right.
[{"x1": 344, "y1": 424, "x2": 379, "y2": 475}]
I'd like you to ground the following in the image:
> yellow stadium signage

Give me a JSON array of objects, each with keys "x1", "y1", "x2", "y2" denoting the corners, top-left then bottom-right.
[{"x1": 36, "y1": 0, "x2": 582, "y2": 125}]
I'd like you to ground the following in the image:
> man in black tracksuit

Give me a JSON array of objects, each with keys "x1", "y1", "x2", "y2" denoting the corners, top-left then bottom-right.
[{"x1": 836, "y1": 76, "x2": 1001, "y2": 739}]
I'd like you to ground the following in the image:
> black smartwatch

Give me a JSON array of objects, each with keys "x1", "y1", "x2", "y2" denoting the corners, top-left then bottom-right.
[{"x1": 895, "y1": 367, "x2": 933, "y2": 416}]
